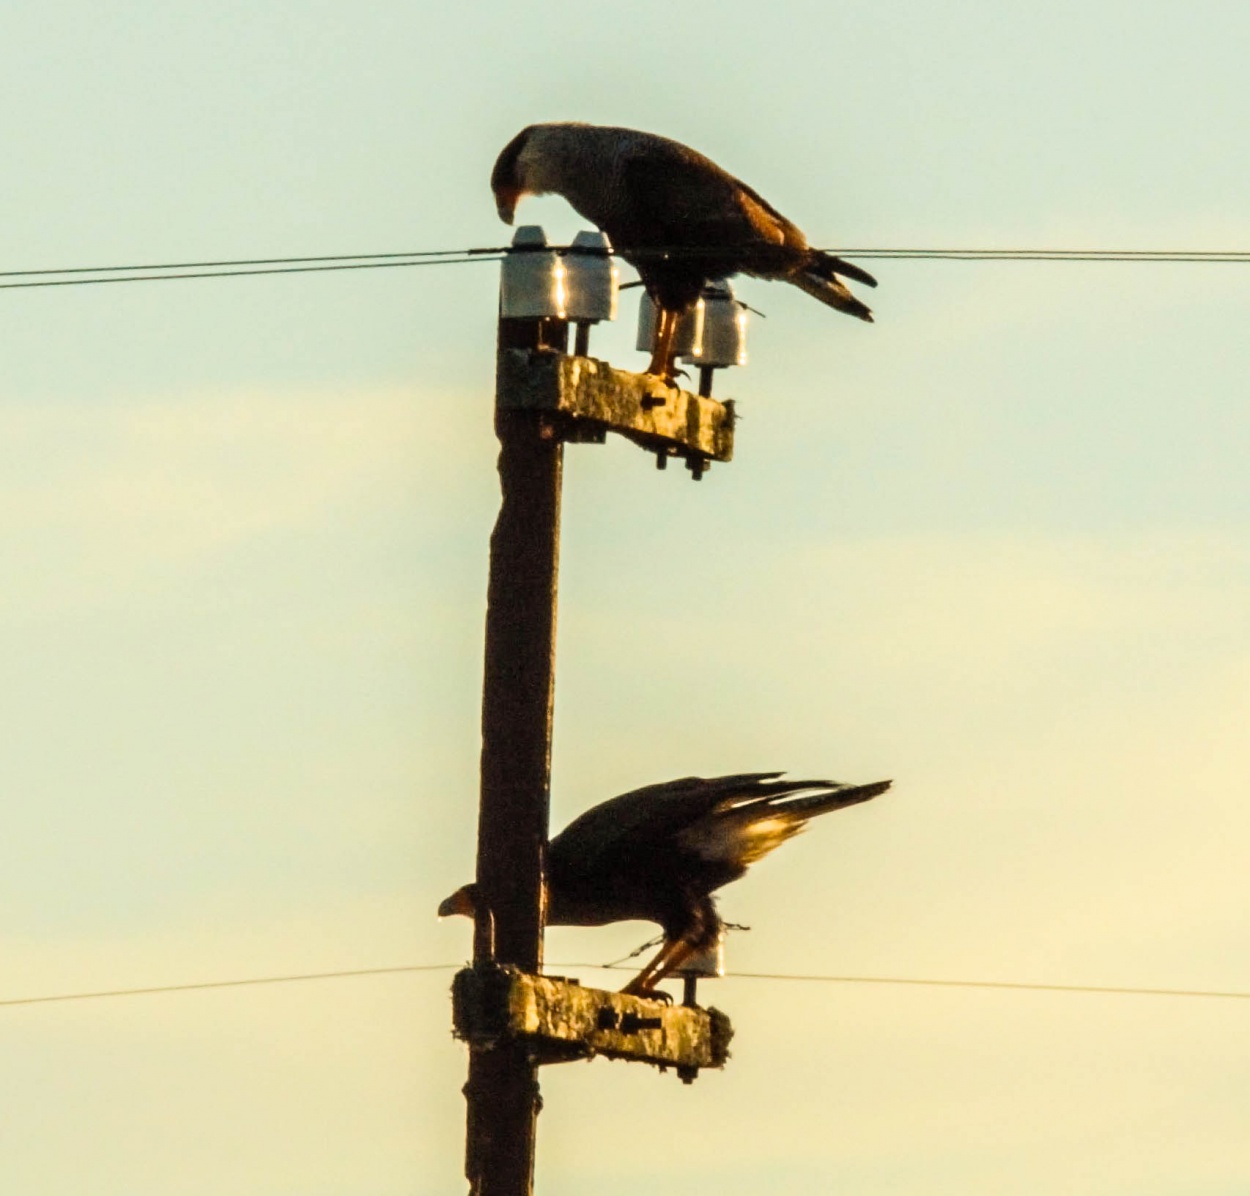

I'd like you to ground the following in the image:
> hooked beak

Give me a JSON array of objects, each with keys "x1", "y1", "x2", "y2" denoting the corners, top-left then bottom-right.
[
  {"x1": 437, "y1": 884, "x2": 477, "y2": 919},
  {"x1": 494, "y1": 186, "x2": 520, "y2": 225}
]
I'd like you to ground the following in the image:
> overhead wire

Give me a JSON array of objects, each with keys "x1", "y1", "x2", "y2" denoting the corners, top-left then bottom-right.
[
  {"x1": 0, "y1": 247, "x2": 503, "y2": 280},
  {"x1": 0, "y1": 965, "x2": 456, "y2": 1007},
  {"x1": 820, "y1": 247, "x2": 1250, "y2": 262},
  {"x1": 0, "y1": 254, "x2": 502, "y2": 291},
  {"x1": 568, "y1": 965, "x2": 1250, "y2": 1001},
  {"x1": 3, "y1": 244, "x2": 1250, "y2": 292},
  {"x1": 5, "y1": 963, "x2": 1250, "y2": 1009}
]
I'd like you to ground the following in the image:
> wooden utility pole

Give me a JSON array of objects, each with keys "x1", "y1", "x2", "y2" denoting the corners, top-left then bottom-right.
[
  {"x1": 464, "y1": 314, "x2": 567, "y2": 1195},
  {"x1": 458, "y1": 271, "x2": 735, "y2": 1195}
]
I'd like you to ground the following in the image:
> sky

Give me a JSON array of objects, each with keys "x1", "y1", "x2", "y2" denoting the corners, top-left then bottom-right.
[{"x1": 2, "y1": 2, "x2": 1249, "y2": 1192}]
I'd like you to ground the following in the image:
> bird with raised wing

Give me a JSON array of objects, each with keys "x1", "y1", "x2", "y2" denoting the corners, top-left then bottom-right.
[
  {"x1": 440, "y1": 771, "x2": 890, "y2": 995},
  {"x1": 490, "y1": 122, "x2": 877, "y2": 381}
]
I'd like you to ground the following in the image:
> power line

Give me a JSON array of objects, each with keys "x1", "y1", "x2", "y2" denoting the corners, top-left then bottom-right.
[
  {"x1": 625, "y1": 245, "x2": 1250, "y2": 263},
  {"x1": 5, "y1": 963, "x2": 1249, "y2": 1009},
  {"x1": 570, "y1": 964, "x2": 1250, "y2": 1001},
  {"x1": 0, "y1": 247, "x2": 501, "y2": 280},
  {"x1": 4, "y1": 244, "x2": 1250, "y2": 292},
  {"x1": 821, "y1": 248, "x2": 1250, "y2": 262},
  {"x1": 0, "y1": 255, "x2": 501, "y2": 291},
  {"x1": 0, "y1": 964, "x2": 453, "y2": 1007}
]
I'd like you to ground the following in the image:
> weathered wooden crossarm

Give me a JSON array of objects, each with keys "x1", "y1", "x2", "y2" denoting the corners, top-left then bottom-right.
[
  {"x1": 452, "y1": 964, "x2": 733, "y2": 1080},
  {"x1": 496, "y1": 348, "x2": 735, "y2": 469}
]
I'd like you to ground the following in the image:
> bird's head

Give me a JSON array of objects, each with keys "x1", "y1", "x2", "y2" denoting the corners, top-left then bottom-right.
[
  {"x1": 437, "y1": 883, "x2": 478, "y2": 920},
  {"x1": 490, "y1": 126, "x2": 535, "y2": 225},
  {"x1": 490, "y1": 122, "x2": 592, "y2": 225}
]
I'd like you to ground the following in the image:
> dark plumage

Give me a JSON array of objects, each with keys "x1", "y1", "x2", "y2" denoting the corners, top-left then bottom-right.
[
  {"x1": 490, "y1": 122, "x2": 877, "y2": 379},
  {"x1": 439, "y1": 771, "x2": 890, "y2": 994}
]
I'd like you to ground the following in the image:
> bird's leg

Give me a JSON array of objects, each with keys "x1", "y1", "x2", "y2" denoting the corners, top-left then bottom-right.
[
  {"x1": 620, "y1": 934, "x2": 702, "y2": 996},
  {"x1": 645, "y1": 306, "x2": 679, "y2": 382},
  {"x1": 621, "y1": 901, "x2": 718, "y2": 996}
]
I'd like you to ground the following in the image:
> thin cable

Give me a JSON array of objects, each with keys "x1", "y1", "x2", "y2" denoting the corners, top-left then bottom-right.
[
  {"x1": 0, "y1": 964, "x2": 454, "y2": 1008},
  {"x1": 819, "y1": 248, "x2": 1250, "y2": 263},
  {"x1": 600, "y1": 936, "x2": 664, "y2": 968},
  {"x1": 619, "y1": 246, "x2": 1250, "y2": 263},
  {"x1": 0, "y1": 247, "x2": 505, "y2": 281},
  {"x1": 5, "y1": 963, "x2": 1250, "y2": 1009},
  {"x1": 0, "y1": 255, "x2": 502, "y2": 291},
  {"x1": 740, "y1": 973, "x2": 1250, "y2": 999},
  {"x1": 4, "y1": 244, "x2": 1250, "y2": 292},
  {"x1": 562, "y1": 964, "x2": 1250, "y2": 1001}
]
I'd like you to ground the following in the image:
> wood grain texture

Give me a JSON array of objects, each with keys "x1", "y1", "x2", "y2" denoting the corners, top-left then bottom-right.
[
  {"x1": 454, "y1": 965, "x2": 733, "y2": 1075},
  {"x1": 496, "y1": 348, "x2": 735, "y2": 464}
]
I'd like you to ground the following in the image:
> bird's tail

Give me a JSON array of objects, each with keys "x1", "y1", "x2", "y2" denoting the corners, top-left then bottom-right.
[
  {"x1": 807, "y1": 251, "x2": 878, "y2": 289},
  {"x1": 713, "y1": 778, "x2": 891, "y2": 867},
  {"x1": 790, "y1": 250, "x2": 877, "y2": 322},
  {"x1": 765, "y1": 778, "x2": 892, "y2": 821}
]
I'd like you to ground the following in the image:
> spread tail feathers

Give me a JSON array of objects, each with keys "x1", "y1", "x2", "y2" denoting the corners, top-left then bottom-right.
[
  {"x1": 790, "y1": 249, "x2": 877, "y2": 322},
  {"x1": 687, "y1": 778, "x2": 891, "y2": 869},
  {"x1": 805, "y1": 251, "x2": 878, "y2": 289},
  {"x1": 773, "y1": 779, "x2": 892, "y2": 820},
  {"x1": 791, "y1": 269, "x2": 874, "y2": 321}
]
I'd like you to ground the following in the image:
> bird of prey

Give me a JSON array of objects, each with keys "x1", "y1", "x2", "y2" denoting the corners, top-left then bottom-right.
[
  {"x1": 439, "y1": 771, "x2": 890, "y2": 995},
  {"x1": 490, "y1": 122, "x2": 877, "y2": 381}
]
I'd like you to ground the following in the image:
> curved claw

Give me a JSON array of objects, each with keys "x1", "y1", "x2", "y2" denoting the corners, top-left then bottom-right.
[{"x1": 643, "y1": 365, "x2": 687, "y2": 388}]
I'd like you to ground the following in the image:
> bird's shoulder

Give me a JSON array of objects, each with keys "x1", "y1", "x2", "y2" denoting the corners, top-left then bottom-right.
[{"x1": 608, "y1": 135, "x2": 800, "y2": 249}]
